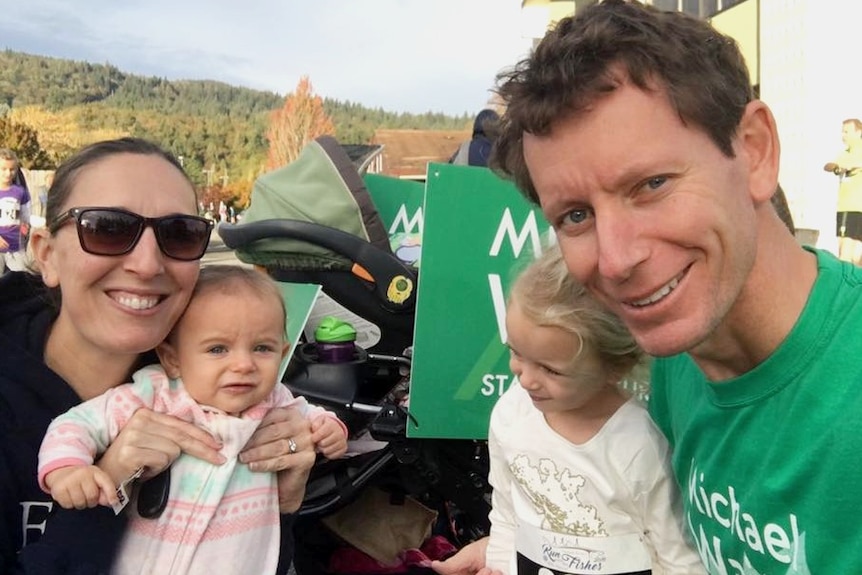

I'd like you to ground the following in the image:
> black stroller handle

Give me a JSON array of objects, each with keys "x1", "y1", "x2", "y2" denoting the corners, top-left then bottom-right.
[{"x1": 219, "y1": 219, "x2": 417, "y2": 312}]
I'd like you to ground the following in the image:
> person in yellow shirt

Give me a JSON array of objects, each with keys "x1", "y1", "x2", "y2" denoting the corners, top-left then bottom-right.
[{"x1": 825, "y1": 118, "x2": 862, "y2": 264}]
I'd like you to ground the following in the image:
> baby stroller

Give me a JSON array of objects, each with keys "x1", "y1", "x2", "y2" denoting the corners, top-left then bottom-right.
[{"x1": 218, "y1": 136, "x2": 491, "y2": 574}]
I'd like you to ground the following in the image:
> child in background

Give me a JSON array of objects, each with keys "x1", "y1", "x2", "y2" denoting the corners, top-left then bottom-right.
[
  {"x1": 0, "y1": 148, "x2": 31, "y2": 274},
  {"x1": 38, "y1": 264, "x2": 348, "y2": 575},
  {"x1": 486, "y1": 246, "x2": 703, "y2": 575}
]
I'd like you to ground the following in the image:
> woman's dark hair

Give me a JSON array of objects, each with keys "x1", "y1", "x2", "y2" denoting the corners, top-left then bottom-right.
[
  {"x1": 45, "y1": 137, "x2": 193, "y2": 229},
  {"x1": 771, "y1": 184, "x2": 795, "y2": 235},
  {"x1": 492, "y1": 0, "x2": 753, "y2": 203}
]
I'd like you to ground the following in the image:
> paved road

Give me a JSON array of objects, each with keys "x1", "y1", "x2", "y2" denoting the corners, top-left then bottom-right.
[{"x1": 202, "y1": 227, "x2": 252, "y2": 268}]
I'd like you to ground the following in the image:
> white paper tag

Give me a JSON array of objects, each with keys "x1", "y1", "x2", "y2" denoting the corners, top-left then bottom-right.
[{"x1": 111, "y1": 466, "x2": 145, "y2": 515}]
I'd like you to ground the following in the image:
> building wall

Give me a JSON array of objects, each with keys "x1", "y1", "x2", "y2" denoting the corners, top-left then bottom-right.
[
  {"x1": 760, "y1": 1, "x2": 862, "y2": 250},
  {"x1": 665, "y1": 0, "x2": 862, "y2": 250},
  {"x1": 709, "y1": 0, "x2": 758, "y2": 85},
  {"x1": 704, "y1": 0, "x2": 862, "y2": 249}
]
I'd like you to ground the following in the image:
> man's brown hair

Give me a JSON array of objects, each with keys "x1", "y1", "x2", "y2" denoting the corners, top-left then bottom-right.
[{"x1": 492, "y1": 0, "x2": 753, "y2": 204}]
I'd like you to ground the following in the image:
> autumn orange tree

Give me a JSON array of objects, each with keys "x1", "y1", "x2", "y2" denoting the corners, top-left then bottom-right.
[
  {"x1": 266, "y1": 76, "x2": 335, "y2": 170},
  {"x1": 199, "y1": 180, "x2": 253, "y2": 212}
]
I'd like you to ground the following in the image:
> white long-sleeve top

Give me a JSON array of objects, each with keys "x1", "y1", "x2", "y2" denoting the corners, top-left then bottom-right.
[{"x1": 486, "y1": 383, "x2": 705, "y2": 575}]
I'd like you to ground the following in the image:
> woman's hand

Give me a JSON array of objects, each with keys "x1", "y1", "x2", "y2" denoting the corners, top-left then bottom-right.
[
  {"x1": 240, "y1": 406, "x2": 316, "y2": 513},
  {"x1": 96, "y1": 408, "x2": 225, "y2": 486}
]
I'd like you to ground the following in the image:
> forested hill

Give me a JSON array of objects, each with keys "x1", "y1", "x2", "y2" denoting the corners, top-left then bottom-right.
[
  {"x1": 0, "y1": 50, "x2": 283, "y2": 118},
  {"x1": 0, "y1": 49, "x2": 471, "y2": 187}
]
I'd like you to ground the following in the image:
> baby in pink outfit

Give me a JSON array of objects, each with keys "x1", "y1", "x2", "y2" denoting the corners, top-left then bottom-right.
[{"x1": 39, "y1": 265, "x2": 348, "y2": 575}]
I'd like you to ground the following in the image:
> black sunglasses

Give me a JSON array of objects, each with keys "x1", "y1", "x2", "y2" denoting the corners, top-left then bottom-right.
[{"x1": 50, "y1": 207, "x2": 213, "y2": 261}]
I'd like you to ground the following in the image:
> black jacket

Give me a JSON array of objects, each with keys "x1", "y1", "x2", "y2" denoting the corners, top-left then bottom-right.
[
  {"x1": 0, "y1": 272, "x2": 126, "y2": 574},
  {"x1": 448, "y1": 109, "x2": 499, "y2": 168}
]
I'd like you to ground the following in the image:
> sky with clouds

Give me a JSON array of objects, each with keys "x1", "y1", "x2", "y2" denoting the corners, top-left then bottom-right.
[{"x1": 0, "y1": 0, "x2": 534, "y2": 116}]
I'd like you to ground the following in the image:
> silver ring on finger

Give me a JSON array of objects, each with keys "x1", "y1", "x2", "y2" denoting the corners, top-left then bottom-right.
[{"x1": 288, "y1": 437, "x2": 298, "y2": 454}]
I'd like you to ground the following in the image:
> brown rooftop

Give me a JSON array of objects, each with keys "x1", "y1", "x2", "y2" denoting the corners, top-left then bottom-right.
[{"x1": 371, "y1": 128, "x2": 471, "y2": 179}]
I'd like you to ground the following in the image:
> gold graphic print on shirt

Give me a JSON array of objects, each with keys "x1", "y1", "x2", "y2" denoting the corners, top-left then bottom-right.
[{"x1": 509, "y1": 454, "x2": 608, "y2": 537}]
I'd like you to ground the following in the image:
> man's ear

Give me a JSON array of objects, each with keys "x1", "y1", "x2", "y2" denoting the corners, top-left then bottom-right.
[
  {"x1": 738, "y1": 100, "x2": 781, "y2": 205},
  {"x1": 29, "y1": 228, "x2": 59, "y2": 287},
  {"x1": 156, "y1": 341, "x2": 182, "y2": 379}
]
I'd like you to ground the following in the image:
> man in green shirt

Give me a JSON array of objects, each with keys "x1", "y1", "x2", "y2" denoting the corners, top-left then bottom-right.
[{"x1": 486, "y1": 1, "x2": 862, "y2": 573}]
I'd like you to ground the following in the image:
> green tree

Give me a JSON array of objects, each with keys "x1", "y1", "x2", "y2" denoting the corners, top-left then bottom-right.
[{"x1": 0, "y1": 116, "x2": 53, "y2": 168}]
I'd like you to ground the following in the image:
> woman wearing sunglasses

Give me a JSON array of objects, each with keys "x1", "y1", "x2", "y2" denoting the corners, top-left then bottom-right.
[{"x1": 0, "y1": 137, "x2": 316, "y2": 574}]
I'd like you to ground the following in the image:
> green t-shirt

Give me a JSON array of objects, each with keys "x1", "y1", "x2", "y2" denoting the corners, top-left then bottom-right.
[{"x1": 650, "y1": 248, "x2": 862, "y2": 574}]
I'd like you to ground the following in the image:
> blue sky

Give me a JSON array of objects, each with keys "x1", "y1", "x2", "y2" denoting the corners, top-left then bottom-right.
[{"x1": 0, "y1": 0, "x2": 533, "y2": 116}]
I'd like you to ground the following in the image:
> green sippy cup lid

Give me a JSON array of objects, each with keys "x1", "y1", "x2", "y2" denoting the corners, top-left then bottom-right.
[{"x1": 314, "y1": 316, "x2": 357, "y2": 343}]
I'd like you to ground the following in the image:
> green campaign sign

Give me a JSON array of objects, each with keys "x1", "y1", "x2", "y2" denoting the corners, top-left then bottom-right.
[
  {"x1": 276, "y1": 282, "x2": 322, "y2": 382},
  {"x1": 364, "y1": 173, "x2": 425, "y2": 267},
  {"x1": 364, "y1": 173, "x2": 425, "y2": 234},
  {"x1": 408, "y1": 163, "x2": 553, "y2": 439}
]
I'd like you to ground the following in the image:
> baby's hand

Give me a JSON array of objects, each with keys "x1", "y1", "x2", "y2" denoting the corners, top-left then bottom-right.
[
  {"x1": 45, "y1": 465, "x2": 118, "y2": 510},
  {"x1": 311, "y1": 416, "x2": 348, "y2": 459}
]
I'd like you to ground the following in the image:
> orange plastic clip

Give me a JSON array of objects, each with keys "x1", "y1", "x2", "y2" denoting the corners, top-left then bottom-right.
[{"x1": 351, "y1": 263, "x2": 374, "y2": 283}]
